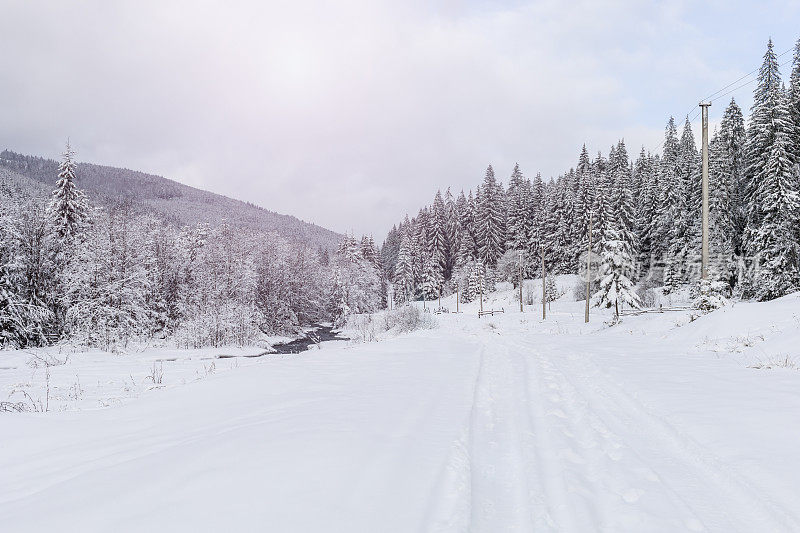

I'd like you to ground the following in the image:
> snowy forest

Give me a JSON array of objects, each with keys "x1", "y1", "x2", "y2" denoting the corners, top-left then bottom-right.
[
  {"x1": 2, "y1": 38, "x2": 799, "y2": 350},
  {"x1": 382, "y1": 39, "x2": 800, "y2": 311},
  {"x1": 0, "y1": 150, "x2": 385, "y2": 349}
]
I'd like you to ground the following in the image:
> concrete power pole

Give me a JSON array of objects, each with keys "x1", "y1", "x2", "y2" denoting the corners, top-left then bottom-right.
[
  {"x1": 479, "y1": 265, "x2": 484, "y2": 313},
  {"x1": 541, "y1": 251, "x2": 546, "y2": 320},
  {"x1": 519, "y1": 249, "x2": 524, "y2": 313},
  {"x1": 700, "y1": 102, "x2": 711, "y2": 284},
  {"x1": 585, "y1": 212, "x2": 593, "y2": 323}
]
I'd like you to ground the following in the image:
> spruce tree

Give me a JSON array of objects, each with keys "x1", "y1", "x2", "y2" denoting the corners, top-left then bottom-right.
[
  {"x1": 429, "y1": 190, "x2": 448, "y2": 280},
  {"x1": 718, "y1": 99, "x2": 747, "y2": 256},
  {"x1": 526, "y1": 172, "x2": 545, "y2": 264},
  {"x1": 506, "y1": 163, "x2": 532, "y2": 252},
  {"x1": 394, "y1": 227, "x2": 416, "y2": 302},
  {"x1": 674, "y1": 118, "x2": 701, "y2": 286},
  {"x1": 789, "y1": 38, "x2": 800, "y2": 165},
  {"x1": 743, "y1": 39, "x2": 800, "y2": 299},
  {"x1": 476, "y1": 165, "x2": 506, "y2": 266},
  {"x1": 593, "y1": 223, "x2": 641, "y2": 319},
  {"x1": 634, "y1": 148, "x2": 656, "y2": 274},
  {"x1": 49, "y1": 141, "x2": 89, "y2": 242},
  {"x1": 708, "y1": 131, "x2": 736, "y2": 290}
]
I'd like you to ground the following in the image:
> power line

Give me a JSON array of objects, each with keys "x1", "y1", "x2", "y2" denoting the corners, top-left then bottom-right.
[
  {"x1": 709, "y1": 56, "x2": 795, "y2": 105},
  {"x1": 701, "y1": 46, "x2": 793, "y2": 102},
  {"x1": 648, "y1": 45, "x2": 796, "y2": 157}
]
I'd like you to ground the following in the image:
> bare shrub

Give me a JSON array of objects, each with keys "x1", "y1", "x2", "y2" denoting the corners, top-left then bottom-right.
[
  {"x1": 749, "y1": 355, "x2": 798, "y2": 370},
  {"x1": 146, "y1": 361, "x2": 164, "y2": 385},
  {"x1": 0, "y1": 401, "x2": 30, "y2": 413}
]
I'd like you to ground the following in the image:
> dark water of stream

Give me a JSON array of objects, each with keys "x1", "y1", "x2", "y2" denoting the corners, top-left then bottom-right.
[
  {"x1": 269, "y1": 324, "x2": 349, "y2": 354},
  {"x1": 214, "y1": 324, "x2": 348, "y2": 359}
]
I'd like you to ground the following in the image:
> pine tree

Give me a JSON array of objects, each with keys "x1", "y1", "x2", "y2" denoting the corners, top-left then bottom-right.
[
  {"x1": 718, "y1": 99, "x2": 748, "y2": 257},
  {"x1": 545, "y1": 275, "x2": 559, "y2": 309},
  {"x1": 526, "y1": 172, "x2": 545, "y2": 264},
  {"x1": 708, "y1": 131, "x2": 736, "y2": 290},
  {"x1": 0, "y1": 264, "x2": 26, "y2": 347},
  {"x1": 656, "y1": 118, "x2": 682, "y2": 291},
  {"x1": 506, "y1": 163, "x2": 532, "y2": 252},
  {"x1": 429, "y1": 190, "x2": 448, "y2": 279},
  {"x1": 609, "y1": 140, "x2": 638, "y2": 276},
  {"x1": 394, "y1": 227, "x2": 416, "y2": 302},
  {"x1": 743, "y1": 40, "x2": 800, "y2": 299},
  {"x1": 747, "y1": 87, "x2": 800, "y2": 300},
  {"x1": 673, "y1": 118, "x2": 701, "y2": 286},
  {"x1": 593, "y1": 224, "x2": 641, "y2": 319},
  {"x1": 49, "y1": 141, "x2": 89, "y2": 242},
  {"x1": 592, "y1": 167, "x2": 613, "y2": 247},
  {"x1": 443, "y1": 187, "x2": 458, "y2": 280},
  {"x1": 421, "y1": 253, "x2": 443, "y2": 301},
  {"x1": 476, "y1": 165, "x2": 506, "y2": 266},
  {"x1": 573, "y1": 146, "x2": 595, "y2": 268},
  {"x1": 789, "y1": 38, "x2": 800, "y2": 165},
  {"x1": 634, "y1": 148, "x2": 657, "y2": 273}
]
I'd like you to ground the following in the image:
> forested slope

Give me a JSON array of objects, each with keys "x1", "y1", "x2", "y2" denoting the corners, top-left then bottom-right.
[{"x1": 0, "y1": 150, "x2": 342, "y2": 250}]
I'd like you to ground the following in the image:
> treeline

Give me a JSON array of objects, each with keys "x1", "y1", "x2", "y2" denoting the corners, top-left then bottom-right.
[
  {"x1": 0, "y1": 148, "x2": 384, "y2": 349},
  {"x1": 382, "y1": 39, "x2": 800, "y2": 309}
]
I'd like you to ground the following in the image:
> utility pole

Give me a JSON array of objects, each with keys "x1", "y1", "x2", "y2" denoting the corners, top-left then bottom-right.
[
  {"x1": 479, "y1": 264, "x2": 484, "y2": 313},
  {"x1": 456, "y1": 286, "x2": 459, "y2": 313},
  {"x1": 699, "y1": 102, "x2": 711, "y2": 284},
  {"x1": 519, "y1": 249, "x2": 524, "y2": 313},
  {"x1": 585, "y1": 212, "x2": 593, "y2": 323},
  {"x1": 541, "y1": 250, "x2": 546, "y2": 320}
]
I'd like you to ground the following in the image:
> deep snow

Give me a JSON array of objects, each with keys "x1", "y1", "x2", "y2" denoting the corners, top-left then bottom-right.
[{"x1": 2, "y1": 277, "x2": 799, "y2": 532}]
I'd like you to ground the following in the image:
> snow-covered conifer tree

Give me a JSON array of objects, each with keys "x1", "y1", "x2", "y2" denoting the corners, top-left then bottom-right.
[
  {"x1": 476, "y1": 165, "x2": 506, "y2": 266},
  {"x1": 593, "y1": 225, "x2": 641, "y2": 319},
  {"x1": 708, "y1": 131, "x2": 736, "y2": 290},
  {"x1": 506, "y1": 163, "x2": 532, "y2": 252},
  {"x1": 743, "y1": 40, "x2": 800, "y2": 299},
  {"x1": 718, "y1": 99, "x2": 747, "y2": 257},
  {"x1": 789, "y1": 38, "x2": 800, "y2": 164},
  {"x1": 394, "y1": 228, "x2": 416, "y2": 303},
  {"x1": 49, "y1": 141, "x2": 89, "y2": 242}
]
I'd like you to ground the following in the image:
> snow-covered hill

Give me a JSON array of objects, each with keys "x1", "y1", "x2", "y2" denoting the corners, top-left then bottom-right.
[
  {"x1": 0, "y1": 150, "x2": 343, "y2": 250},
  {"x1": 2, "y1": 279, "x2": 799, "y2": 531}
]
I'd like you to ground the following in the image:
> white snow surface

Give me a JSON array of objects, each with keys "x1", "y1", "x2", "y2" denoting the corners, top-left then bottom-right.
[{"x1": 2, "y1": 277, "x2": 800, "y2": 532}]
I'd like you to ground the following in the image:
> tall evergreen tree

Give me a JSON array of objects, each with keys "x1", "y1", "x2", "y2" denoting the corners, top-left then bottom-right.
[
  {"x1": 393, "y1": 226, "x2": 416, "y2": 302},
  {"x1": 506, "y1": 163, "x2": 532, "y2": 252},
  {"x1": 476, "y1": 165, "x2": 506, "y2": 266},
  {"x1": 49, "y1": 141, "x2": 90, "y2": 242},
  {"x1": 708, "y1": 131, "x2": 737, "y2": 290},
  {"x1": 718, "y1": 99, "x2": 748, "y2": 257},
  {"x1": 743, "y1": 39, "x2": 800, "y2": 299},
  {"x1": 789, "y1": 38, "x2": 800, "y2": 165}
]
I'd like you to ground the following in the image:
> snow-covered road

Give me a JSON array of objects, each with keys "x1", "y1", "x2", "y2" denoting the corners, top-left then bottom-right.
[{"x1": 2, "y1": 296, "x2": 800, "y2": 532}]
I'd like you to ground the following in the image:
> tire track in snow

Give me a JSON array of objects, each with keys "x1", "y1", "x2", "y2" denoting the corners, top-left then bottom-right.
[{"x1": 425, "y1": 327, "x2": 800, "y2": 532}]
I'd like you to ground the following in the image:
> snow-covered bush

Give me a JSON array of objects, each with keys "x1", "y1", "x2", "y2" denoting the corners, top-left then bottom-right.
[
  {"x1": 635, "y1": 277, "x2": 661, "y2": 308},
  {"x1": 695, "y1": 279, "x2": 729, "y2": 312},
  {"x1": 496, "y1": 250, "x2": 524, "y2": 285},
  {"x1": 345, "y1": 305, "x2": 436, "y2": 343}
]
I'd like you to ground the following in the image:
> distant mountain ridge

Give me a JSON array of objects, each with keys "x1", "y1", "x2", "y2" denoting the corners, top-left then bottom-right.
[{"x1": 0, "y1": 149, "x2": 343, "y2": 250}]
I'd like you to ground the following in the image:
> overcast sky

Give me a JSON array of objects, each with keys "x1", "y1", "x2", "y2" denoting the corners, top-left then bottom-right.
[{"x1": 1, "y1": 1, "x2": 798, "y2": 237}]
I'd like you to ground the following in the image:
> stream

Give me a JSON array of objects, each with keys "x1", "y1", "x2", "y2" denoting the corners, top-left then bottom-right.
[{"x1": 269, "y1": 324, "x2": 349, "y2": 354}]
